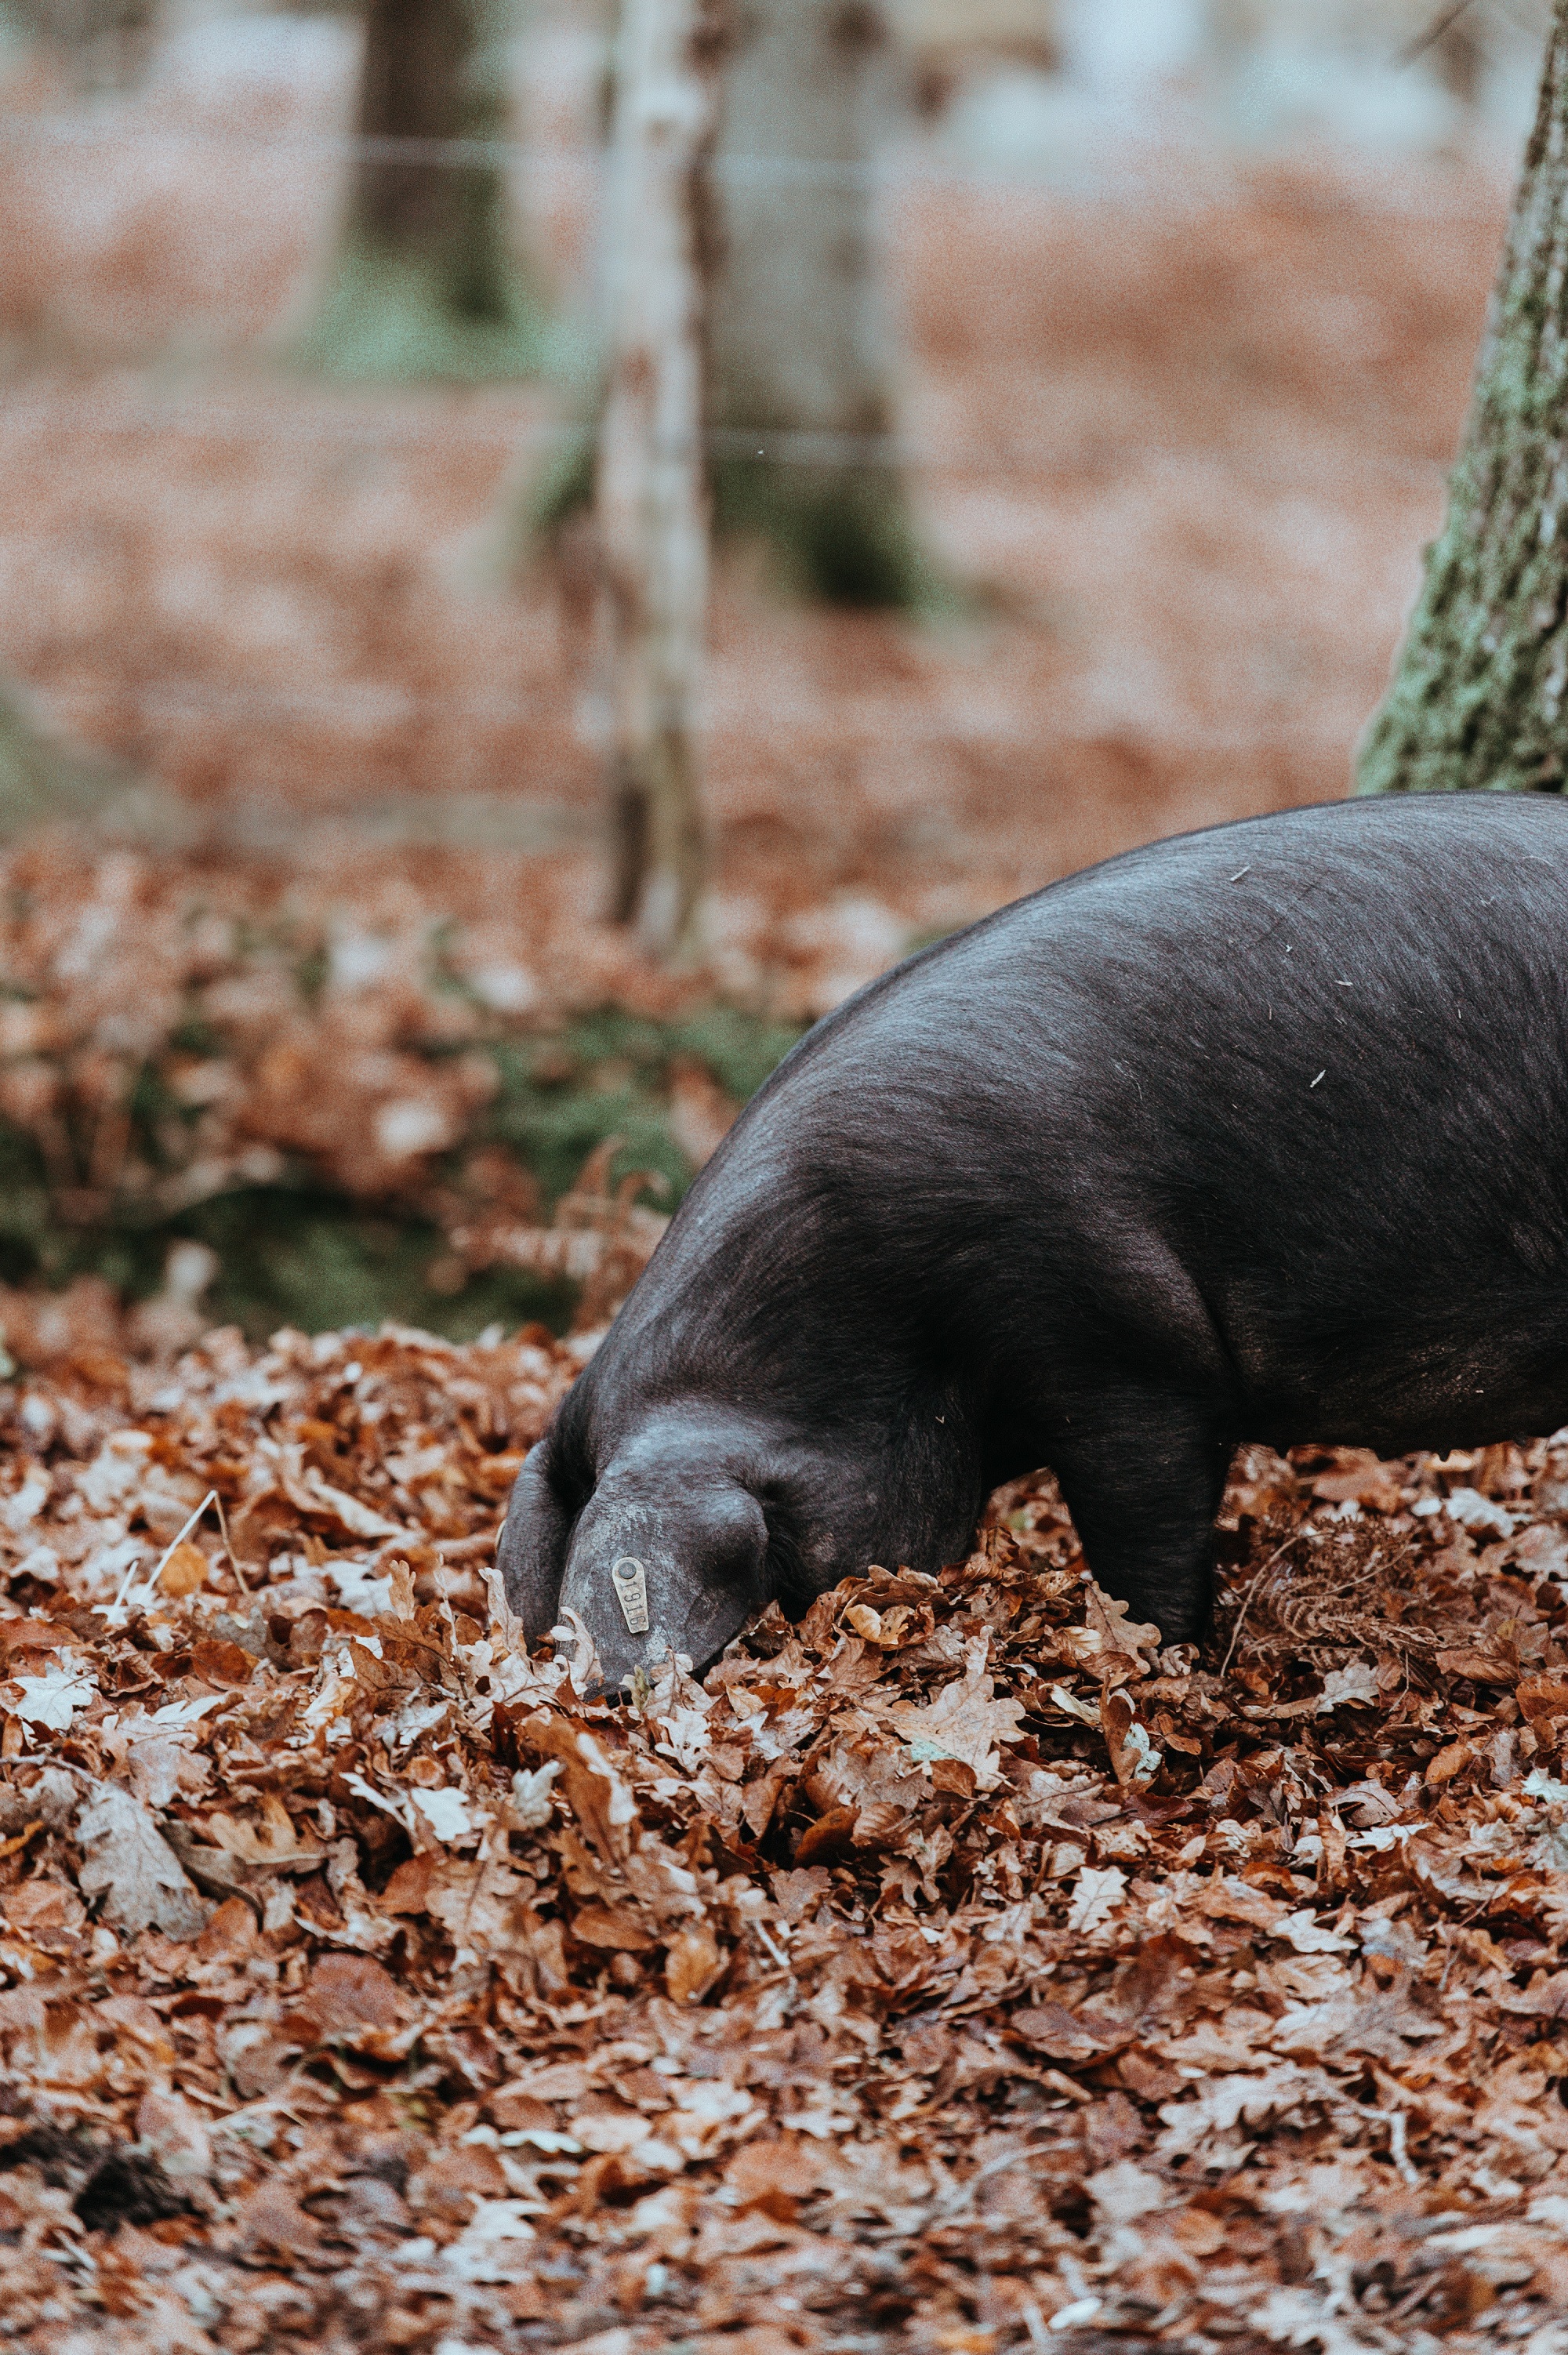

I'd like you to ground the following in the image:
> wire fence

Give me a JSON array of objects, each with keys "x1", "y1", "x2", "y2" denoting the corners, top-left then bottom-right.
[
  {"x1": 0, "y1": 103, "x2": 1519, "y2": 204},
  {"x1": 13, "y1": 118, "x2": 917, "y2": 183},
  {"x1": 0, "y1": 396, "x2": 1456, "y2": 487},
  {"x1": 29, "y1": 678, "x2": 1419, "y2": 753},
  {"x1": 0, "y1": 93, "x2": 1478, "y2": 757}
]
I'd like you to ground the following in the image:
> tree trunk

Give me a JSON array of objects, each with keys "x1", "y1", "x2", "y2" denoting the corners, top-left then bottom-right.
[
  {"x1": 302, "y1": 0, "x2": 545, "y2": 384},
  {"x1": 706, "y1": 0, "x2": 926, "y2": 607},
  {"x1": 595, "y1": 0, "x2": 722, "y2": 956},
  {"x1": 1358, "y1": 3, "x2": 1568, "y2": 796}
]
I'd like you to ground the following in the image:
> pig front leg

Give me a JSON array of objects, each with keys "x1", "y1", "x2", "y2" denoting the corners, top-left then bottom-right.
[{"x1": 1047, "y1": 1389, "x2": 1232, "y2": 1646}]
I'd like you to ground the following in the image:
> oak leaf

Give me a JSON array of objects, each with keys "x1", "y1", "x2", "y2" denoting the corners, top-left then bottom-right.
[
  {"x1": 76, "y1": 1783, "x2": 207, "y2": 1940},
  {"x1": 1067, "y1": 1865, "x2": 1127, "y2": 1935},
  {"x1": 1101, "y1": 1686, "x2": 1162, "y2": 1790},
  {"x1": 888, "y1": 1634, "x2": 1026, "y2": 1790},
  {"x1": 573, "y1": 1903, "x2": 657, "y2": 1953},
  {"x1": 1011, "y1": 1999, "x2": 1132, "y2": 2063},
  {"x1": 666, "y1": 1921, "x2": 724, "y2": 2003}
]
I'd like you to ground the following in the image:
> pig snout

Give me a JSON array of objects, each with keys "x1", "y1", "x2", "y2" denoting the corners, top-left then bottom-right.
[{"x1": 554, "y1": 1479, "x2": 771, "y2": 1691}]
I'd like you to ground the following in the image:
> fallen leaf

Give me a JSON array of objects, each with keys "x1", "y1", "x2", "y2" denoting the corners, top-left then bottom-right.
[
  {"x1": 158, "y1": 1541, "x2": 207, "y2": 1596},
  {"x1": 888, "y1": 1634, "x2": 1026, "y2": 1789},
  {"x1": 1312, "y1": 1452, "x2": 1403, "y2": 1513},
  {"x1": 1318, "y1": 1660, "x2": 1379, "y2": 1710},
  {"x1": 573, "y1": 1903, "x2": 657, "y2": 1952},
  {"x1": 205, "y1": 1792, "x2": 323, "y2": 1866},
  {"x1": 666, "y1": 1922, "x2": 723, "y2": 2002},
  {"x1": 1427, "y1": 1737, "x2": 1480, "y2": 1787},
  {"x1": 1011, "y1": 2000, "x2": 1131, "y2": 2063},
  {"x1": 1101, "y1": 1686, "x2": 1162, "y2": 1788},
  {"x1": 410, "y1": 1785, "x2": 477, "y2": 1842},
  {"x1": 1082, "y1": 1581, "x2": 1161, "y2": 1673},
  {"x1": 190, "y1": 1635, "x2": 253, "y2": 1685},
  {"x1": 1436, "y1": 1649, "x2": 1513, "y2": 1682},
  {"x1": 296, "y1": 1952, "x2": 411, "y2": 2046},
  {"x1": 8, "y1": 1659, "x2": 95, "y2": 1730},
  {"x1": 76, "y1": 1783, "x2": 207, "y2": 1939},
  {"x1": 1067, "y1": 1866, "x2": 1127, "y2": 1936},
  {"x1": 1518, "y1": 1676, "x2": 1568, "y2": 1720}
]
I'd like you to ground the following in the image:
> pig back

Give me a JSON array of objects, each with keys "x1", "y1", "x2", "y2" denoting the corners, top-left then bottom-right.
[{"x1": 619, "y1": 795, "x2": 1568, "y2": 1432}]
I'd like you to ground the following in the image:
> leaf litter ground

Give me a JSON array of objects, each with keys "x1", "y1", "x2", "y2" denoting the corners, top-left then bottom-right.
[{"x1": 0, "y1": 1328, "x2": 1560, "y2": 2348}]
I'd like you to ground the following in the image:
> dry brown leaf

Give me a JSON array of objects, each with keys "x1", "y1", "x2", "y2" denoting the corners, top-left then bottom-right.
[
  {"x1": 75, "y1": 1782, "x2": 208, "y2": 1940},
  {"x1": 292, "y1": 1953, "x2": 413, "y2": 2049},
  {"x1": 666, "y1": 1922, "x2": 724, "y2": 2003},
  {"x1": 1101, "y1": 1686, "x2": 1163, "y2": 1789},
  {"x1": 1082, "y1": 1581, "x2": 1162, "y2": 1674},
  {"x1": 1311, "y1": 1451, "x2": 1404, "y2": 1514},
  {"x1": 1436, "y1": 1648, "x2": 1514, "y2": 1682},
  {"x1": 204, "y1": 1793, "x2": 323, "y2": 1867},
  {"x1": 573, "y1": 1903, "x2": 658, "y2": 1953},
  {"x1": 887, "y1": 1633, "x2": 1026, "y2": 1789},
  {"x1": 157, "y1": 1540, "x2": 207, "y2": 1596}
]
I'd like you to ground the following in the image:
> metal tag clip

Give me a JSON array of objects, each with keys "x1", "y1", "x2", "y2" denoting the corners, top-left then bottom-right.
[{"x1": 611, "y1": 1555, "x2": 650, "y2": 1635}]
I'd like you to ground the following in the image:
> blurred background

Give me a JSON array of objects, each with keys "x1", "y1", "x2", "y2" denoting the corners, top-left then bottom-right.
[{"x1": 0, "y1": 0, "x2": 1546, "y2": 1353}]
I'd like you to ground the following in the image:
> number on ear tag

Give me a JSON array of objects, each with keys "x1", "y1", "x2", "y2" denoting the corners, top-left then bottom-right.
[{"x1": 611, "y1": 1555, "x2": 650, "y2": 1635}]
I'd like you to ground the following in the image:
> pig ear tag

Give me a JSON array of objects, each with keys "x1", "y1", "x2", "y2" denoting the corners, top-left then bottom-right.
[{"x1": 611, "y1": 1556, "x2": 650, "y2": 1635}]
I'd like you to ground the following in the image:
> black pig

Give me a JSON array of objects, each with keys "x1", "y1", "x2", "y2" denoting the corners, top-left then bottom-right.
[{"x1": 499, "y1": 793, "x2": 1568, "y2": 1686}]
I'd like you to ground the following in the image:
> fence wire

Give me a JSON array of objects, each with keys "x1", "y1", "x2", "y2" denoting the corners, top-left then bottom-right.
[
  {"x1": 0, "y1": 397, "x2": 1454, "y2": 487},
  {"x1": 0, "y1": 96, "x2": 1472, "y2": 746},
  {"x1": 0, "y1": 106, "x2": 1513, "y2": 212}
]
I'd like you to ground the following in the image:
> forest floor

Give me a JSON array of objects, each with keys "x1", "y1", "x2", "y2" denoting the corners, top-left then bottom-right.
[{"x1": 0, "y1": 1335, "x2": 1564, "y2": 2352}]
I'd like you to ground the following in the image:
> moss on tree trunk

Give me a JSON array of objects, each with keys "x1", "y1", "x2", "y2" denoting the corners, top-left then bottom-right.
[
  {"x1": 1359, "y1": 3, "x2": 1568, "y2": 796},
  {"x1": 706, "y1": 0, "x2": 937, "y2": 609},
  {"x1": 532, "y1": 0, "x2": 941, "y2": 612},
  {"x1": 299, "y1": 0, "x2": 546, "y2": 385}
]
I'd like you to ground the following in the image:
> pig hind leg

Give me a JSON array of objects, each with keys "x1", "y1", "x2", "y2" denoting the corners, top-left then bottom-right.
[{"x1": 1047, "y1": 1391, "x2": 1230, "y2": 1646}]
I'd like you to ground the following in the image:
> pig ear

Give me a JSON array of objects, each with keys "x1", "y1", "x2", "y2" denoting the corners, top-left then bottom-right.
[
  {"x1": 658, "y1": 1486, "x2": 773, "y2": 1664},
  {"x1": 497, "y1": 1439, "x2": 578, "y2": 1642}
]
